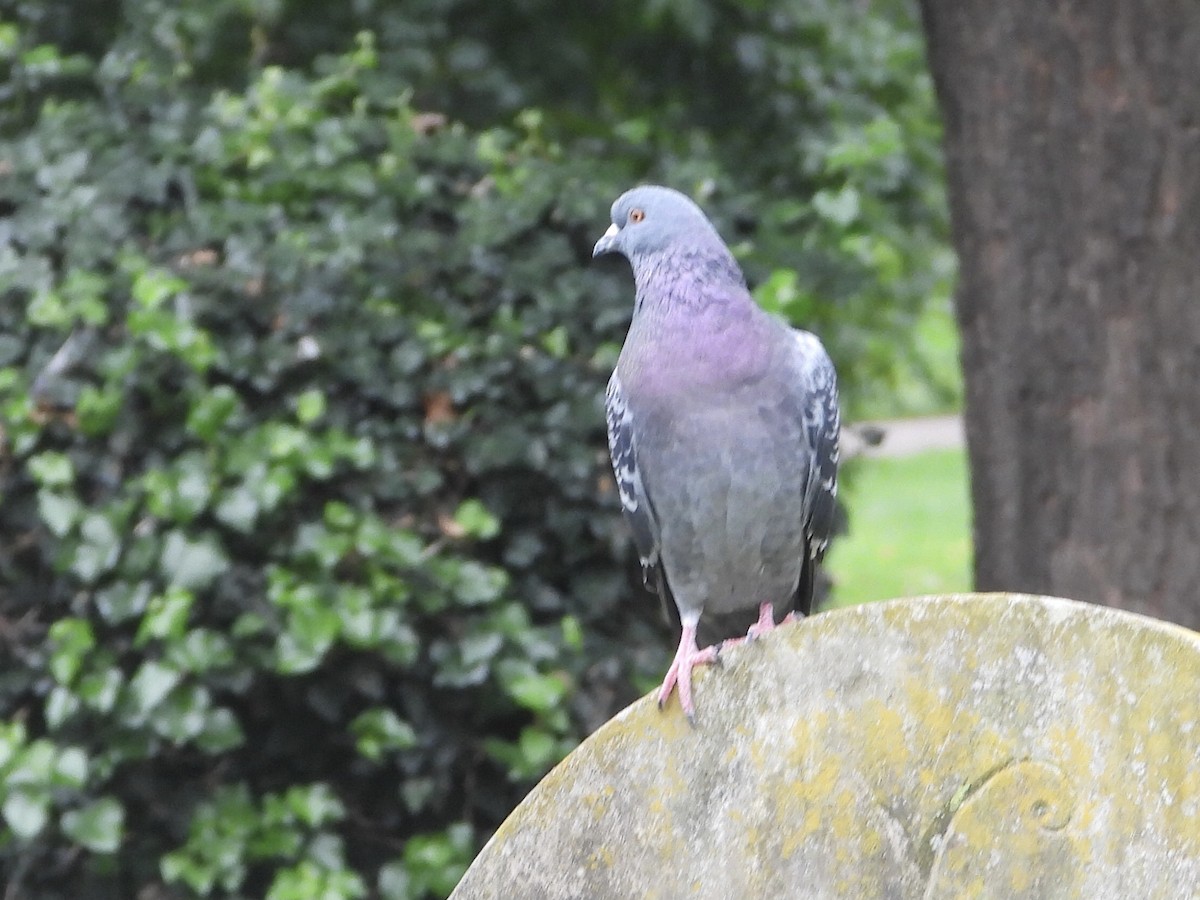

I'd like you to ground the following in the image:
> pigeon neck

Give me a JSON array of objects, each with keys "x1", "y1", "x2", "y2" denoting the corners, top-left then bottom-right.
[
  {"x1": 620, "y1": 245, "x2": 769, "y2": 390},
  {"x1": 631, "y1": 247, "x2": 747, "y2": 315}
]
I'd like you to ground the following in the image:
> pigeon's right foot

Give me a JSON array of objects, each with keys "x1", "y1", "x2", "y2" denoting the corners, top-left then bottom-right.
[{"x1": 657, "y1": 623, "x2": 719, "y2": 722}]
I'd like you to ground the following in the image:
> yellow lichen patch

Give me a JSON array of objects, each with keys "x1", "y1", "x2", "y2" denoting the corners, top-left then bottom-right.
[
  {"x1": 585, "y1": 845, "x2": 614, "y2": 870},
  {"x1": 581, "y1": 784, "x2": 614, "y2": 821}
]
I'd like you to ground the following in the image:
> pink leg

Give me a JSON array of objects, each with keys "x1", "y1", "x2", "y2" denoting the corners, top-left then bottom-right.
[
  {"x1": 722, "y1": 602, "x2": 779, "y2": 652},
  {"x1": 745, "y1": 601, "x2": 777, "y2": 640},
  {"x1": 657, "y1": 622, "x2": 720, "y2": 722}
]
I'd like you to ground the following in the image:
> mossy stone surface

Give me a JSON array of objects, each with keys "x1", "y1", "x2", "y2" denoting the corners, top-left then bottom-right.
[{"x1": 452, "y1": 594, "x2": 1200, "y2": 899}]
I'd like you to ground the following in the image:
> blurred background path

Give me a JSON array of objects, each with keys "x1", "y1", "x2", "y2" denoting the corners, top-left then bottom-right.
[
  {"x1": 858, "y1": 414, "x2": 964, "y2": 458},
  {"x1": 844, "y1": 415, "x2": 964, "y2": 458}
]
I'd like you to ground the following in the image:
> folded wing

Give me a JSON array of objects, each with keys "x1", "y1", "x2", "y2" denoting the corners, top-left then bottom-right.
[
  {"x1": 605, "y1": 372, "x2": 662, "y2": 589},
  {"x1": 791, "y1": 330, "x2": 840, "y2": 562}
]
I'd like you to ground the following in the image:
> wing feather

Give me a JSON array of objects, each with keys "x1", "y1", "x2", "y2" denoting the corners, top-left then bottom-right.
[
  {"x1": 792, "y1": 331, "x2": 840, "y2": 561},
  {"x1": 604, "y1": 372, "x2": 661, "y2": 583}
]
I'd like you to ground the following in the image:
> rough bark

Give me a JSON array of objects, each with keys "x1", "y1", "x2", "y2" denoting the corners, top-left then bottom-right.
[{"x1": 919, "y1": 1, "x2": 1200, "y2": 626}]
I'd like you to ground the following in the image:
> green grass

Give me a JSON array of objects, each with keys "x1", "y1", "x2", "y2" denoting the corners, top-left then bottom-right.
[{"x1": 825, "y1": 448, "x2": 973, "y2": 609}]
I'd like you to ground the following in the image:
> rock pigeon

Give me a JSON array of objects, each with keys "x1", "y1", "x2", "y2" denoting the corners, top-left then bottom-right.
[{"x1": 593, "y1": 185, "x2": 840, "y2": 721}]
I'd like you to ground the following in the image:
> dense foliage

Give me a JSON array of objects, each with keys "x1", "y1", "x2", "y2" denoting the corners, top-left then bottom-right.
[{"x1": 0, "y1": 1, "x2": 949, "y2": 896}]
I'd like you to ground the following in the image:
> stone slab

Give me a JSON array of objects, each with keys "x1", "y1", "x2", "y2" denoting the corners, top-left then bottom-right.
[{"x1": 451, "y1": 594, "x2": 1200, "y2": 899}]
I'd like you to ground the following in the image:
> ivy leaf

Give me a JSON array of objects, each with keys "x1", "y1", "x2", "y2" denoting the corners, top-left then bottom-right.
[
  {"x1": 350, "y1": 709, "x2": 418, "y2": 761},
  {"x1": 53, "y1": 747, "x2": 90, "y2": 788},
  {"x1": 2, "y1": 790, "x2": 50, "y2": 840},
  {"x1": 71, "y1": 513, "x2": 122, "y2": 583},
  {"x1": 504, "y1": 671, "x2": 567, "y2": 713},
  {"x1": 161, "y1": 531, "x2": 229, "y2": 589},
  {"x1": 38, "y1": 490, "x2": 80, "y2": 537},
  {"x1": 27, "y1": 451, "x2": 74, "y2": 488},
  {"x1": 294, "y1": 389, "x2": 326, "y2": 424},
  {"x1": 453, "y1": 499, "x2": 500, "y2": 540},
  {"x1": 195, "y1": 707, "x2": 245, "y2": 754},
  {"x1": 812, "y1": 185, "x2": 861, "y2": 227},
  {"x1": 45, "y1": 685, "x2": 81, "y2": 729},
  {"x1": 214, "y1": 485, "x2": 259, "y2": 532},
  {"x1": 61, "y1": 796, "x2": 124, "y2": 853},
  {"x1": 128, "y1": 660, "x2": 182, "y2": 717},
  {"x1": 48, "y1": 618, "x2": 95, "y2": 685},
  {"x1": 136, "y1": 587, "x2": 195, "y2": 646}
]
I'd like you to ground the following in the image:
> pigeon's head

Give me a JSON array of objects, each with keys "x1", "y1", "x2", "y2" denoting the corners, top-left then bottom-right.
[{"x1": 592, "y1": 185, "x2": 725, "y2": 262}]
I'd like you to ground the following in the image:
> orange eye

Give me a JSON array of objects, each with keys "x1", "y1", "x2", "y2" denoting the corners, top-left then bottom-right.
[{"x1": 629, "y1": 208, "x2": 645, "y2": 223}]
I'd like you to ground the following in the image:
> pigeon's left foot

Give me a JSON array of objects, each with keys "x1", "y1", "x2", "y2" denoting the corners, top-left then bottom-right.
[
  {"x1": 657, "y1": 623, "x2": 719, "y2": 722},
  {"x1": 744, "y1": 601, "x2": 778, "y2": 641},
  {"x1": 722, "y1": 602, "x2": 779, "y2": 652}
]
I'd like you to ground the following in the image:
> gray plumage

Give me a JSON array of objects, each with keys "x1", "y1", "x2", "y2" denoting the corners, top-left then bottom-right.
[{"x1": 594, "y1": 186, "x2": 839, "y2": 699}]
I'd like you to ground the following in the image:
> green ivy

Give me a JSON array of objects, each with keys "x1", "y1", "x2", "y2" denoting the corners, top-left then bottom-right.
[{"x1": 0, "y1": 1, "x2": 948, "y2": 897}]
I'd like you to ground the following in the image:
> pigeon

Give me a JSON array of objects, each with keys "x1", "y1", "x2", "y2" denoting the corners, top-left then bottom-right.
[{"x1": 593, "y1": 185, "x2": 840, "y2": 720}]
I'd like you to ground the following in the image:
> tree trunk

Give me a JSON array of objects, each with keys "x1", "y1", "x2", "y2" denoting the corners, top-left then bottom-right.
[{"x1": 919, "y1": 1, "x2": 1200, "y2": 627}]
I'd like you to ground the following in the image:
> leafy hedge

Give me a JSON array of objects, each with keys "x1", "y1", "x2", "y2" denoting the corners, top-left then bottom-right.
[{"x1": 0, "y1": 2, "x2": 947, "y2": 897}]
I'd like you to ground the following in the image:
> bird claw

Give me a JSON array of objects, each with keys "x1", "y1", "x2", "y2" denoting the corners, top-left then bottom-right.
[
  {"x1": 719, "y1": 635, "x2": 744, "y2": 653},
  {"x1": 657, "y1": 625, "x2": 719, "y2": 721}
]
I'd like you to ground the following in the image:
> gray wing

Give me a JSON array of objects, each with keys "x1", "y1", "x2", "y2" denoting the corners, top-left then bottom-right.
[
  {"x1": 792, "y1": 330, "x2": 840, "y2": 561},
  {"x1": 604, "y1": 372, "x2": 661, "y2": 586}
]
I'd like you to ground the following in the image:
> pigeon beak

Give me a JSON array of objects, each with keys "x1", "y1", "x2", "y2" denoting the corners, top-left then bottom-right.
[{"x1": 592, "y1": 222, "x2": 620, "y2": 258}]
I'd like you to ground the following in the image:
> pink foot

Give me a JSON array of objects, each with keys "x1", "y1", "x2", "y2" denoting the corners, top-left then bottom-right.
[
  {"x1": 721, "y1": 602, "x2": 779, "y2": 652},
  {"x1": 745, "y1": 601, "x2": 777, "y2": 641},
  {"x1": 657, "y1": 622, "x2": 720, "y2": 722}
]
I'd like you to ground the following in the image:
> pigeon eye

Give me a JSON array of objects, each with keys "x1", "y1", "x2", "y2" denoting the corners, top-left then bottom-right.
[{"x1": 629, "y1": 208, "x2": 646, "y2": 223}]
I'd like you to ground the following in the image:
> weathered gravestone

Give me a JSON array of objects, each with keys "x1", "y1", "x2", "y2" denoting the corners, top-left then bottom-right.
[{"x1": 451, "y1": 594, "x2": 1200, "y2": 899}]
